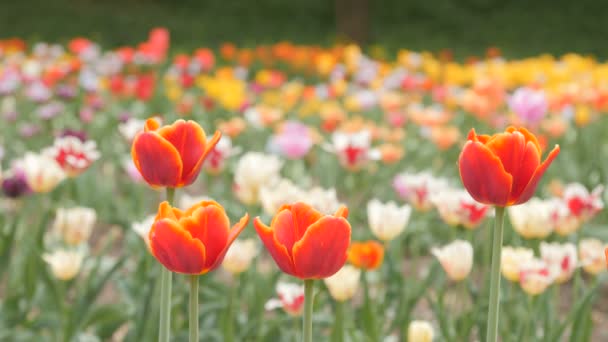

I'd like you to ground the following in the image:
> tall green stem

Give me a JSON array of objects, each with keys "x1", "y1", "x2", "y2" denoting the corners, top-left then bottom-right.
[
  {"x1": 331, "y1": 301, "x2": 345, "y2": 342},
  {"x1": 303, "y1": 279, "x2": 314, "y2": 342},
  {"x1": 159, "y1": 188, "x2": 176, "y2": 342},
  {"x1": 486, "y1": 206, "x2": 505, "y2": 342},
  {"x1": 361, "y1": 271, "x2": 379, "y2": 341},
  {"x1": 189, "y1": 275, "x2": 199, "y2": 342}
]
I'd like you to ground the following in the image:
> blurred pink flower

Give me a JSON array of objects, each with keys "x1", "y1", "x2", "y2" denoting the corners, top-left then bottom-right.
[
  {"x1": 509, "y1": 87, "x2": 548, "y2": 125},
  {"x1": 269, "y1": 121, "x2": 313, "y2": 159}
]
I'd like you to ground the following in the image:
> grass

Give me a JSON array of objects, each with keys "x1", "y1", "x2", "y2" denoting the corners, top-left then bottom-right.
[{"x1": 1, "y1": 0, "x2": 608, "y2": 59}]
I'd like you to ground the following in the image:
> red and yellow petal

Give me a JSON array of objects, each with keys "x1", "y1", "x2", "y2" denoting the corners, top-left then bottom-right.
[
  {"x1": 156, "y1": 201, "x2": 182, "y2": 221},
  {"x1": 132, "y1": 131, "x2": 183, "y2": 187},
  {"x1": 292, "y1": 216, "x2": 351, "y2": 279},
  {"x1": 183, "y1": 204, "x2": 230, "y2": 269},
  {"x1": 149, "y1": 219, "x2": 206, "y2": 274},
  {"x1": 182, "y1": 130, "x2": 222, "y2": 185},
  {"x1": 157, "y1": 120, "x2": 207, "y2": 184},
  {"x1": 144, "y1": 118, "x2": 160, "y2": 132},
  {"x1": 254, "y1": 217, "x2": 297, "y2": 276},
  {"x1": 208, "y1": 213, "x2": 250, "y2": 271},
  {"x1": 515, "y1": 145, "x2": 560, "y2": 205},
  {"x1": 509, "y1": 140, "x2": 541, "y2": 202},
  {"x1": 334, "y1": 206, "x2": 349, "y2": 219},
  {"x1": 459, "y1": 140, "x2": 513, "y2": 206},
  {"x1": 285, "y1": 202, "x2": 324, "y2": 241}
]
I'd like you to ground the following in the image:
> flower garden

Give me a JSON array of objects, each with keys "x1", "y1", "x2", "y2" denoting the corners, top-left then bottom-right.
[{"x1": 0, "y1": 27, "x2": 607, "y2": 341}]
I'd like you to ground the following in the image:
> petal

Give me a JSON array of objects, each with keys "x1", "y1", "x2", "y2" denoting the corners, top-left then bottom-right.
[
  {"x1": 334, "y1": 206, "x2": 349, "y2": 219},
  {"x1": 254, "y1": 217, "x2": 297, "y2": 276},
  {"x1": 272, "y1": 203, "x2": 324, "y2": 255},
  {"x1": 459, "y1": 141, "x2": 513, "y2": 206},
  {"x1": 144, "y1": 118, "x2": 160, "y2": 132},
  {"x1": 507, "y1": 126, "x2": 541, "y2": 152},
  {"x1": 208, "y1": 213, "x2": 249, "y2": 271},
  {"x1": 182, "y1": 130, "x2": 222, "y2": 185},
  {"x1": 182, "y1": 204, "x2": 230, "y2": 269},
  {"x1": 514, "y1": 145, "x2": 560, "y2": 205},
  {"x1": 292, "y1": 216, "x2": 351, "y2": 279},
  {"x1": 156, "y1": 201, "x2": 182, "y2": 221},
  {"x1": 132, "y1": 132, "x2": 182, "y2": 187},
  {"x1": 509, "y1": 141, "x2": 541, "y2": 202},
  {"x1": 149, "y1": 219, "x2": 206, "y2": 274},
  {"x1": 157, "y1": 120, "x2": 207, "y2": 185}
]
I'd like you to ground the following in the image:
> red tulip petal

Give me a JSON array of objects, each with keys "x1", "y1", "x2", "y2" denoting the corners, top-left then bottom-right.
[
  {"x1": 208, "y1": 213, "x2": 249, "y2": 271},
  {"x1": 459, "y1": 141, "x2": 513, "y2": 206},
  {"x1": 182, "y1": 130, "x2": 222, "y2": 185},
  {"x1": 132, "y1": 132, "x2": 182, "y2": 187},
  {"x1": 158, "y1": 120, "x2": 207, "y2": 184},
  {"x1": 271, "y1": 209, "x2": 298, "y2": 254},
  {"x1": 156, "y1": 201, "x2": 181, "y2": 221},
  {"x1": 149, "y1": 219, "x2": 206, "y2": 274},
  {"x1": 514, "y1": 145, "x2": 560, "y2": 205},
  {"x1": 144, "y1": 118, "x2": 160, "y2": 132},
  {"x1": 183, "y1": 204, "x2": 230, "y2": 269},
  {"x1": 507, "y1": 126, "x2": 541, "y2": 152},
  {"x1": 334, "y1": 206, "x2": 349, "y2": 219},
  {"x1": 254, "y1": 217, "x2": 296, "y2": 276},
  {"x1": 485, "y1": 131, "x2": 540, "y2": 203},
  {"x1": 292, "y1": 216, "x2": 351, "y2": 279}
]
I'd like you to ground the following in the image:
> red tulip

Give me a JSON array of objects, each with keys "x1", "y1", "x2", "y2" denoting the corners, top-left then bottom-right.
[
  {"x1": 254, "y1": 202, "x2": 351, "y2": 279},
  {"x1": 149, "y1": 200, "x2": 249, "y2": 274},
  {"x1": 132, "y1": 118, "x2": 221, "y2": 188},
  {"x1": 459, "y1": 127, "x2": 560, "y2": 206}
]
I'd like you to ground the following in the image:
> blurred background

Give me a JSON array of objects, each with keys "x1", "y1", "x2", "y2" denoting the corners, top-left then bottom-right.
[{"x1": 2, "y1": 0, "x2": 608, "y2": 58}]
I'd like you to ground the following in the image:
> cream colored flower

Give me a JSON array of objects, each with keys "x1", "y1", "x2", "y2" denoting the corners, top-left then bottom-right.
[
  {"x1": 132, "y1": 214, "x2": 155, "y2": 248},
  {"x1": 501, "y1": 246, "x2": 534, "y2": 282},
  {"x1": 42, "y1": 249, "x2": 84, "y2": 281},
  {"x1": 234, "y1": 152, "x2": 283, "y2": 205},
  {"x1": 53, "y1": 207, "x2": 96, "y2": 246},
  {"x1": 20, "y1": 152, "x2": 66, "y2": 193},
  {"x1": 408, "y1": 320, "x2": 434, "y2": 342},
  {"x1": 508, "y1": 198, "x2": 553, "y2": 239},
  {"x1": 367, "y1": 199, "x2": 411, "y2": 241},
  {"x1": 578, "y1": 238, "x2": 607, "y2": 275},
  {"x1": 222, "y1": 239, "x2": 258, "y2": 274},
  {"x1": 302, "y1": 186, "x2": 342, "y2": 214},
  {"x1": 324, "y1": 265, "x2": 361, "y2": 301},
  {"x1": 432, "y1": 240, "x2": 473, "y2": 281},
  {"x1": 519, "y1": 258, "x2": 553, "y2": 296},
  {"x1": 540, "y1": 242, "x2": 577, "y2": 283},
  {"x1": 259, "y1": 179, "x2": 304, "y2": 215}
]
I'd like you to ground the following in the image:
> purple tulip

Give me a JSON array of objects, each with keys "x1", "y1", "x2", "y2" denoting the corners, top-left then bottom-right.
[{"x1": 2, "y1": 170, "x2": 30, "y2": 198}]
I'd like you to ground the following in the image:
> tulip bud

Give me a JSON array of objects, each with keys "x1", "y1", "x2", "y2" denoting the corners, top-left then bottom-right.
[
  {"x1": 408, "y1": 320, "x2": 434, "y2": 342},
  {"x1": 324, "y1": 265, "x2": 361, "y2": 301},
  {"x1": 42, "y1": 249, "x2": 84, "y2": 281},
  {"x1": 53, "y1": 207, "x2": 96, "y2": 246},
  {"x1": 501, "y1": 246, "x2": 534, "y2": 282},
  {"x1": 432, "y1": 240, "x2": 473, "y2": 281},
  {"x1": 222, "y1": 239, "x2": 258, "y2": 274},
  {"x1": 367, "y1": 199, "x2": 411, "y2": 242},
  {"x1": 579, "y1": 239, "x2": 607, "y2": 275}
]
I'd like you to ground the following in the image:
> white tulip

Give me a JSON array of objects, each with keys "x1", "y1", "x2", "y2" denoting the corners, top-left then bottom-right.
[
  {"x1": 408, "y1": 320, "x2": 434, "y2": 342},
  {"x1": 324, "y1": 265, "x2": 361, "y2": 301},
  {"x1": 53, "y1": 207, "x2": 96, "y2": 246},
  {"x1": 234, "y1": 152, "x2": 283, "y2": 205},
  {"x1": 432, "y1": 240, "x2": 473, "y2": 281},
  {"x1": 501, "y1": 246, "x2": 534, "y2": 282},
  {"x1": 367, "y1": 199, "x2": 411, "y2": 241},
  {"x1": 508, "y1": 198, "x2": 553, "y2": 239},
  {"x1": 222, "y1": 239, "x2": 258, "y2": 274},
  {"x1": 540, "y1": 242, "x2": 577, "y2": 283},
  {"x1": 19, "y1": 152, "x2": 66, "y2": 193},
  {"x1": 43, "y1": 249, "x2": 84, "y2": 281}
]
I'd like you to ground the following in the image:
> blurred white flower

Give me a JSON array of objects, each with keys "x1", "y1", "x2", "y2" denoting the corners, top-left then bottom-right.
[
  {"x1": 259, "y1": 178, "x2": 304, "y2": 215},
  {"x1": 19, "y1": 152, "x2": 66, "y2": 193},
  {"x1": 501, "y1": 246, "x2": 534, "y2": 282},
  {"x1": 519, "y1": 258, "x2": 553, "y2": 296},
  {"x1": 302, "y1": 186, "x2": 342, "y2": 215},
  {"x1": 265, "y1": 282, "x2": 305, "y2": 316},
  {"x1": 203, "y1": 135, "x2": 241, "y2": 174},
  {"x1": 562, "y1": 183, "x2": 604, "y2": 222},
  {"x1": 323, "y1": 130, "x2": 380, "y2": 170},
  {"x1": 234, "y1": 152, "x2": 283, "y2": 205},
  {"x1": 43, "y1": 249, "x2": 85, "y2": 281},
  {"x1": 432, "y1": 240, "x2": 473, "y2": 281},
  {"x1": 578, "y1": 238, "x2": 607, "y2": 275},
  {"x1": 323, "y1": 265, "x2": 361, "y2": 301},
  {"x1": 118, "y1": 117, "x2": 145, "y2": 142},
  {"x1": 540, "y1": 242, "x2": 577, "y2": 283},
  {"x1": 393, "y1": 171, "x2": 448, "y2": 211},
  {"x1": 367, "y1": 199, "x2": 411, "y2": 242},
  {"x1": 132, "y1": 214, "x2": 155, "y2": 248},
  {"x1": 508, "y1": 198, "x2": 553, "y2": 239},
  {"x1": 44, "y1": 136, "x2": 100, "y2": 177},
  {"x1": 430, "y1": 188, "x2": 489, "y2": 229},
  {"x1": 222, "y1": 239, "x2": 258, "y2": 275},
  {"x1": 408, "y1": 320, "x2": 434, "y2": 342},
  {"x1": 53, "y1": 207, "x2": 96, "y2": 246}
]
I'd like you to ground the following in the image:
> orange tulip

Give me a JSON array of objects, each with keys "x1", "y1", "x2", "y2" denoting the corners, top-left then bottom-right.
[
  {"x1": 254, "y1": 202, "x2": 351, "y2": 279},
  {"x1": 132, "y1": 118, "x2": 221, "y2": 188},
  {"x1": 348, "y1": 241, "x2": 384, "y2": 270},
  {"x1": 459, "y1": 127, "x2": 560, "y2": 206},
  {"x1": 149, "y1": 200, "x2": 249, "y2": 274}
]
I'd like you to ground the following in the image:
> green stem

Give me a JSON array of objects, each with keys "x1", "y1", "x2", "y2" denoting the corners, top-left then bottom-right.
[
  {"x1": 224, "y1": 278, "x2": 237, "y2": 342},
  {"x1": 331, "y1": 301, "x2": 345, "y2": 342},
  {"x1": 189, "y1": 275, "x2": 199, "y2": 342},
  {"x1": 362, "y1": 271, "x2": 379, "y2": 341},
  {"x1": 303, "y1": 279, "x2": 314, "y2": 342},
  {"x1": 486, "y1": 206, "x2": 505, "y2": 342},
  {"x1": 158, "y1": 188, "x2": 176, "y2": 342}
]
